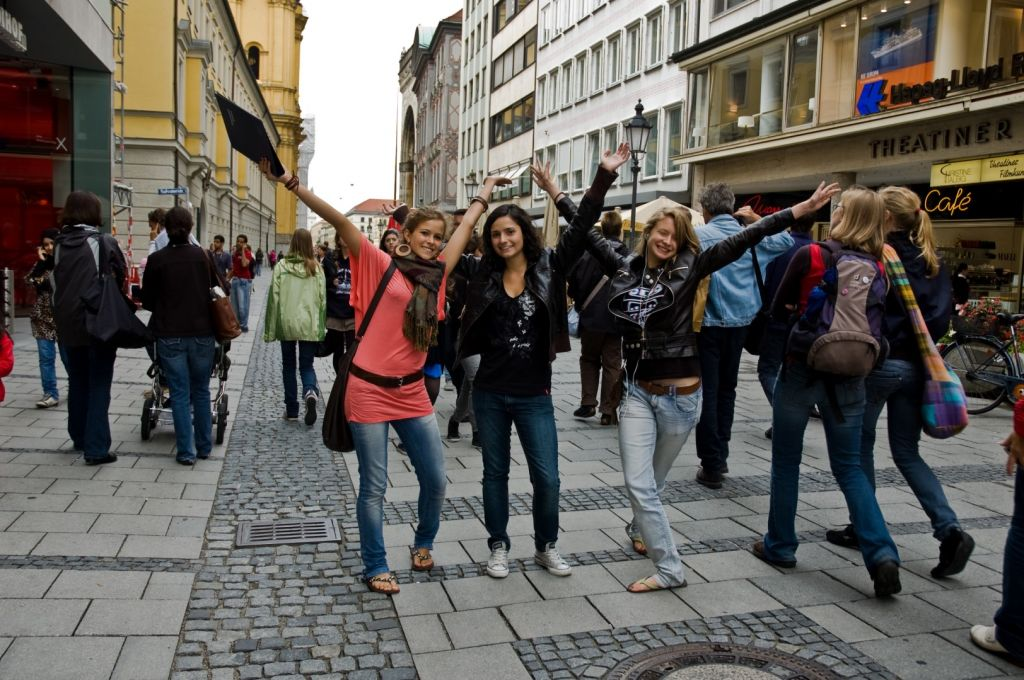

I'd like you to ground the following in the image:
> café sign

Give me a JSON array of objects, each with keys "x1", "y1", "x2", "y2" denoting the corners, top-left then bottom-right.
[
  {"x1": 931, "y1": 154, "x2": 1024, "y2": 187},
  {"x1": 912, "y1": 181, "x2": 1024, "y2": 221}
]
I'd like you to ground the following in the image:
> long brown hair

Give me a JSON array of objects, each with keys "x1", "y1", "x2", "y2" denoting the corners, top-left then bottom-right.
[
  {"x1": 880, "y1": 185, "x2": 940, "y2": 277},
  {"x1": 829, "y1": 188, "x2": 886, "y2": 258},
  {"x1": 636, "y1": 208, "x2": 700, "y2": 259},
  {"x1": 288, "y1": 229, "x2": 320, "y2": 277}
]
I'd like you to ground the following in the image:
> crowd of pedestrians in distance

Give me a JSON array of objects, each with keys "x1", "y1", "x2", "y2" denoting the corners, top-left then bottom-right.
[{"x1": 2, "y1": 138, "x2": 1021, "y2": 666}]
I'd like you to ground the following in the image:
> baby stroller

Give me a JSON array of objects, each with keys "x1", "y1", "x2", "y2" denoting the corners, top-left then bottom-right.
[{"x1": 141, "y1": 341, "x2": 232, "y2": 445}]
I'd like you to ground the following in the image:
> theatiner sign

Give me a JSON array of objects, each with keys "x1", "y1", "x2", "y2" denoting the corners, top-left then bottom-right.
[{"x1": 857, "y1": 52, "x2": 1024, "y2": 115}]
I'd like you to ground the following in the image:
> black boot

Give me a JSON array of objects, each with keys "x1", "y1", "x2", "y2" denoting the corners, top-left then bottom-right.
[
  {"x1": 825, "y1": 524, "x2": 860, "y2": 549},
  {"x1": 447, "y1": 418, "x2": 460, "y2": 442},
  {"x1": 932, "y1": 528, "x2": 975, "y2": 578}
]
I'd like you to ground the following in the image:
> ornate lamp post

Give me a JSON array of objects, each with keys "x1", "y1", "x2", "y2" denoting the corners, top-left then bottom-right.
[
  {"x1": 624, "y1": 100, "x2": 652, "y2": 251},
  {"x1": 464, "y1": 171, "x2": 479, "y2": 204}
]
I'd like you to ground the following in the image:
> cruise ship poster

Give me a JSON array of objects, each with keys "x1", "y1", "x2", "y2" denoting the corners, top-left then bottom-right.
[{"x1": 855, "y1": 1, "x2": 939, "y2": 116}]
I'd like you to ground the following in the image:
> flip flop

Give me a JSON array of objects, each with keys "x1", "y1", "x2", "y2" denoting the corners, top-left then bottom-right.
[
  {"x1": 366, "y1": 573, "x2": 400, "y2": 595},
  {"x1": 410, "y1": 547, "x2": 434, "y2": 572},
  {"x1": 626, "y1": 575, "x2": 686, "y2": 593},
  {"x1": 631, "y1": 537, "x2": 648, "y2": 556}
]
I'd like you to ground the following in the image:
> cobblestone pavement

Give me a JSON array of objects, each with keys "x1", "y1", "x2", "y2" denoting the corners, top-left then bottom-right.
[{"x1": 4, "y1": 280, "x2": 1024, "y2": 678}]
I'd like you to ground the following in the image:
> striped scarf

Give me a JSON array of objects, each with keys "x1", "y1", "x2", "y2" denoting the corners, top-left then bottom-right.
[{"x1": 882, "y1": 244, "x2": 968, "y2": 438}]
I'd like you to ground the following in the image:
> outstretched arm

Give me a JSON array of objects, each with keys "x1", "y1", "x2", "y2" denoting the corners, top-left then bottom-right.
[
  {"x1": 531, "y1": 159, "x2": 579, "y2": 222},
  {"x1": 440, "y1": 176, "x2": 511, "y2": 276},
  {"x1": 260, "y1": 159, "x2": 364, "y2": 258}
]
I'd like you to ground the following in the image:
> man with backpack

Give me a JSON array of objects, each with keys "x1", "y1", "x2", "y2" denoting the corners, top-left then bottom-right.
[
  {"x1": 694, "y1": 184, "x2": 794, "y2": 490},
  {"x1": 754, "y1": 186, "x2": 903, "y2": 598}
]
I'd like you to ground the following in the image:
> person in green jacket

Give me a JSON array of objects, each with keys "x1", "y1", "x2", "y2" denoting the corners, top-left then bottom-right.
[{"x1": 264, "y1": 228, "x2": 327, "y2": 425}]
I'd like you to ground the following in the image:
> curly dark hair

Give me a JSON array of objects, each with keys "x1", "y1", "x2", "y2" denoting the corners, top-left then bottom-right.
[{"x1": 480, "y1": 204, "x2": 543, "y2": 269}]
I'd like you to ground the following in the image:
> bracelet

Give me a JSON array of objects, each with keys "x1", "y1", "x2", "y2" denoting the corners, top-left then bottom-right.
[
  {"x1": 284, "y1": 175, "x2": 300, "y2": 192},
  {"x1": 470, "y1": 195, "x2": 489, "y2": 211},
  {"x1": 553, "y1": 191, "x2": 566, "y2": 202}
]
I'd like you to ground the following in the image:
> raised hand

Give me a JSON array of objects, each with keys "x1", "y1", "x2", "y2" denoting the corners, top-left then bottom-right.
[
  {"x1": 599, "y1": 142, "x2": 631, "y2": 173},
  {"x1": 793, "y1": 181, "x2": 842, "y2": 219},
  {"x1": 482, "y1": 176, "x2": 513, "y2": 189},
  {"x1": 734, "y1": 205, "x2": 760, "y2": 226},
  {"x1": 381, "y1": 201, "x2": 406, "y2": 216},
  {"x1": 259, "y1": 157, "x2": 290, "y2": 184},
  {"x1": 530, "y1": 160, "x2": 559, "y2": 197}
]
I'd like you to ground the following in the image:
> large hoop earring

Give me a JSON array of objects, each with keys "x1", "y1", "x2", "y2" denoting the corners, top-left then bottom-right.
[{"x1": 394, "y1": 243, "x2": 411, "y2": 257}]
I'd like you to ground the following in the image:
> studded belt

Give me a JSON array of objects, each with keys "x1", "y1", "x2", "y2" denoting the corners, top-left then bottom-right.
[
  {"x1": 350, "y1": 363, "x2": 424, "y2": 388},
  {"x1": 634, "y1": 378, "x2": 701, "y2": 397}
]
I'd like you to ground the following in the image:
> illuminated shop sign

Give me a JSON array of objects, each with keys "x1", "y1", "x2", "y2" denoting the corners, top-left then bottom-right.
[
  {"x1": 868, "y1": 118, "x2": 1011, "y2": 159},
  {"x1": 931, "y1": 153, "x2": 1024, "y2": 187},
  {"x1": 0, "y1": 8, "x2": 26, "y2": 53},
  {"x1": 908, "y1": 182, "x2": 1024, "y2": 221}
]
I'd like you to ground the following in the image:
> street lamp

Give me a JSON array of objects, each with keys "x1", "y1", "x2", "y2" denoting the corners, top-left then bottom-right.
[
  {"x1": 464, "y1": 171, "x2": 479, "y2": 203},
  {"x1": 624, "y1": 100, "x2": 652, "y2": 250}
]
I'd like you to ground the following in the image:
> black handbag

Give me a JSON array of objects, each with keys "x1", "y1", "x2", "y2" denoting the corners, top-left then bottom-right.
[
  {"x1": 322, "y1": 261, "x2": 397, "y2": 452},
  {"x1": 83, "y1": 238, "x2": 152, "y2": 349},
  {"x1": 743, "y1": 247, "x2": 770, "y2": 356}
]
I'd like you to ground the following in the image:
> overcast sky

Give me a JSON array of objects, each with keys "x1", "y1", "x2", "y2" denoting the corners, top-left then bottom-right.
[{"x1": 298, "y1": 0, "x2": 462, "y2": 213}]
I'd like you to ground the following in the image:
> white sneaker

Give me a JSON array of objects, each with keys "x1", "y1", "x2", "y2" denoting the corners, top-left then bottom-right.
[
  {"x1": 486, "y1": 545, "x2": 509, "y2": 579},
  {"x1": 971, "y1": 625, "x2": 1008, "y2": 654},
  {"x1": 304, "y1": 390, "x2": 318, "y2": 426},
  {"x1": 535, "y1": 543, "x2": 571, "y2": 576},
  {"x1": 36, "y1": 396, "x2": 59, "y2": 409}
]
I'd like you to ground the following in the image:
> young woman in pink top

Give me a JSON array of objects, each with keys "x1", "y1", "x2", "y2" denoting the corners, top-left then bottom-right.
[{"x1": 261, "y1": 159, "x2": 507, "y2": 595}]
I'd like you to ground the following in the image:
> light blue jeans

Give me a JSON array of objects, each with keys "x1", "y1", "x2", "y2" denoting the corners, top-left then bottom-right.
[
  {"x1": 618, "y1": 381, "x2": 702, "y2": 587},
  {"x1": 156, "y1": 336, "x2": 216, "y2": 462},
  {"x1": 230, "y1": 277, "x2": 252, "y2": 331},
  {"x1": 350, "y1": 414, "x2": 447, "y2": 579},
  {"x1": 36, "y1": 338, "x2": 63, "y2": 400}
]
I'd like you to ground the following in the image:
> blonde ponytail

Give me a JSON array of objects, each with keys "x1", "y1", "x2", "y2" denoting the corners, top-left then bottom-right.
[{"x1": 880, "y1": 186, "x2": 940, "y2": 277}]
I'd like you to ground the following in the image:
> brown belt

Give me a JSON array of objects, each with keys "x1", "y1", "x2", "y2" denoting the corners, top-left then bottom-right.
[
  {"x1": 350, "y1": 363, "x2": 424, "y2": 388},
  {"x1": 634, "y1": 378, "x2": 701, "y2": 397}
]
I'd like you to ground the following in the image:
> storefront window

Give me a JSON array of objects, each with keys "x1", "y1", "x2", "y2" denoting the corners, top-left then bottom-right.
[
  {"x1": 988, "y1": 0, "x2": 1024, "y2": 67},
  {"x1": 708, "y1": 39, "x2": 785, "y2": 145},
  {"x1": 687, "y1": 69, "x2": 708, "y2": 148},
  {"x1": 819, "y1": 14, "x2": 856, "y2": 123},
  {"x1": 786, "y1": 28, "x2": 818, "y2": 128}
]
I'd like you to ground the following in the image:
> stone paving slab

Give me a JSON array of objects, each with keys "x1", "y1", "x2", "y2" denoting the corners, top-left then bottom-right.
[
  {"x1": 77, "y1": 599, "x2": 188, "y2": 635},
  {"x1": 501, "y1": 596, "x2": 609, "y2": 638},
  {"x1": 0, "y1": 636, "x2": 124, "y2": 680},
  {"x1": 46, "y1": 569, "x2": 150, "y2": 599},
  {"x1": 0, "y1": 599, "x2": 90, "y2": 635},
  {"x1": 856, "y1": 632, "x2": 1002, "y2": 680},
  {"x1": 439, "y1": 607, "x2": 517, "y2": 648},
  {"x1": 415, "y1": 642, "x2": 531, "y2": 680}
]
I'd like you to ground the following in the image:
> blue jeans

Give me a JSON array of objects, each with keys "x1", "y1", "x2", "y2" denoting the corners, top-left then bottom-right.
[
  {"x1": 63, "y1": 343, "x2": 116, "y2": 460},
  {"x1": 36, "y1": 338, "x2": 64, "y2": 400},
  {"x1": 861, "y1": 359, "x2": 960, "y2": 540},
  {"x1": 157, "y1": 336, "x2": 216, "y2": 461},
  {"x1": 254, "y1": 262, "x2": 262, "y2": 276},
  {"x1": 350, "y1": 414, "x2": 447, "y2": 579},
  {"x1": 474, "y1": 388, "x2": 560, "y2": 551},
  {"x1": 696, "y1": 325, "x2": 747, "y2": 473},
  {"x1": 619, "y1": 382, "x2": 702, "y2": 587},
  {"x1": 756, "y1": 323, "x2": 788, "y2": 404},
  {"x1": 230, "y1": 278, "x2": 252, "y2": 331},
  {"x1": 280, "y1": 340, "x2": 319, "y2": 417},
  {"x1": 996, "y1": 466, "x2": 1024, "y2": 658},
  {"x1": 764, "y1": 362, "x2": 899, "y2": 571}
]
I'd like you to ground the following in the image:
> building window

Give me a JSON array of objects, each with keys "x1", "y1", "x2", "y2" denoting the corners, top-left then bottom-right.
[
  {"x1": 534, "y1": 148, "x2": 546, "y2": 198},
  {"x1": 687, "y1": 68, "x2": 708, "y2": 149},
  {"x1": 646, "y1": 10, "x2": 663, "y2": 67},
  {"x1": 537, "y1": 76, "x2": 546, "y2": 116},
  {"x1": 540, "y1": 6, "x2": 551, "y2": 43},
  {"x1": 490, "y1": 94, "x2": 534, "y2": 145},
  {"x1": 246, "y1": 45, "x2": 260, "y2": 79},
  {"x1": 989, "y1": 0, "x2": 1024, "y2": 65},
  {"x1": 562, "y1": 62, "x2": 572, "y2": 107},
  {"x1": 575, "y1": 53, "x2": 587, "y2": 100},
  {"x1": 625, "y1": 23, "x2": 641, "y2": 76},
  {"x1": 591, "y1": 43, "x2": 604, "y2": 91},
  {"x1": 571, "y1": 135, "x2": 585, "y2": 190},
  {"x1": 549, "y1": 69, "x2": 559, "y2": 112},
  {"x1": 665, "y1": 105, "x2": 682, "y2": 173},
  {"x1": 642, "y1": 111, "x2": 658, "y2": 178},
  {"x1": 493, "y1": 0, "x2": 530, "y2": 34},
  {"x1": 603, "y1": 124, "x2": 618, "y2": 183},
  {"x1": 713, "y1": 0, "x2": 754, "y2": 17},
  {"x1": 557, "y1": 140, "x2": 570, "y2": 190},
  {"x1": 786, "y1": 28, "x2": 818, "y2": 127},
  {"x1": 587, "y1": 131, "x2": 601, "y2": 181},
  {"x1": 708, "y1": 38, "x2": 785, "y2": 145},
  {"x1": 668, "y1": 1, "x2": 685, "y2": 54},
  {"x1": 607, "y1": 32, "x2": 621, "y2": 83},
  {"x1": 492, "y1": 29, "x2": 537, "y2": 90},
  {"x1": 818, "y1": 13, "x2": 855, "y2": 123}
]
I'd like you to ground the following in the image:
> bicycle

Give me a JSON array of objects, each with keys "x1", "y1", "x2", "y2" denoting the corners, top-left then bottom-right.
[{"x1": 940, "y1": 311, "x2": 1024, "y2": 414}]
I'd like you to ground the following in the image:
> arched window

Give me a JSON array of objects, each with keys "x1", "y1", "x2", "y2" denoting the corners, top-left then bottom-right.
[{"x1": 247, "y1": 45, "x2": 260, "y2": 79}]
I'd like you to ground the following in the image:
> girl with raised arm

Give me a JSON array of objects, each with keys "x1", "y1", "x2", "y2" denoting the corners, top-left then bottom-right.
[{"x1": 261, "y1": 159, "x2": 508, "y2": 595}]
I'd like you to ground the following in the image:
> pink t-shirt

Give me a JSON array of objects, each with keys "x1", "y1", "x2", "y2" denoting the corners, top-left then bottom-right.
[{"x1": 344, "y1": 237, "x2": 447, "y2": 424}]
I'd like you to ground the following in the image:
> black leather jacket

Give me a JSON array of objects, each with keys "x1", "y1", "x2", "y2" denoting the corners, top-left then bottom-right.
[
  {"x1": 456, "y1": 168, "x2": 616, "y2": 363},
  {"x1": 571, "y1": 207, "x2": 799, "y2": 362}
]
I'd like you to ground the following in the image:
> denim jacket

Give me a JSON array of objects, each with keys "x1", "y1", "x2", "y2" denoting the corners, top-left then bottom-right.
[{"x1": 698, "y1": 213, "x2": 793, "y2": 327}]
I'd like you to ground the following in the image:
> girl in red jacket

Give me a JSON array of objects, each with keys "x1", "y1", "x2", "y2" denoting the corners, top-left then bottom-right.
[{"x1": 0, "y1": 317, "x2": 13, "y2": 403}]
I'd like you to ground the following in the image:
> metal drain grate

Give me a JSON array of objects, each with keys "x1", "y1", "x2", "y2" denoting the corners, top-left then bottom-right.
[{"x1": 235, "y1": 518, "x2": 342, "y2": 547}]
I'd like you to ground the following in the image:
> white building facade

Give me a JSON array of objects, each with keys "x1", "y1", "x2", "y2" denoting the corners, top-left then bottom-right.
[
  {"x1": 459, "y1": 0, "x2": 493, "y2": 207},
  {"x1": 297, "y1": 116, "x2": 315, "y2": 229},
  {"x1": 534, "y1": 0, "x2": 694, "y2": 214}
]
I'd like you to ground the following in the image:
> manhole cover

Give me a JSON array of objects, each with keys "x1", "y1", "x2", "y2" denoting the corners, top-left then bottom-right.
[
  {"x1": 606, "y1": 643, "x2": 840, "y2": 680},
  {"x1": 236, "y1": 518, "x2": 341, "y2": 547}
]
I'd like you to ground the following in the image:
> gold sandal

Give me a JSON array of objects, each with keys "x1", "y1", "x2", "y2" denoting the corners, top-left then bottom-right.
[
  {"x1": 627, "y1": 575, "x2": 686, "y2": 593},
  {"x1": 410, "y1": 547, "x2": 434, "y2": 572},
  {"x1": 367, "y1": 573, "x2": 400, "y2": 595}
]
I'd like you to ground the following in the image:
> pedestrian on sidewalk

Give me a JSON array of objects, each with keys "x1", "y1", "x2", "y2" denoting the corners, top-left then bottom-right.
[
  {"x1": 693, "y1": 184, "x2": 795, "y2": 490},
  {"x1": 263, "y1": 228, "x2": 326, "y2": 426},
  {"x1": 142, "y1": 207, "x2": 219, "y2": 466},
  {"x1": 447, "y1": 233, "x2": 482, "y2": 448},
  {"x1": 0, "y1": 316, "x2": 12, "y2": 404},
  {"x1": 756, "y1": 186, "x2": 903, "y2": 598},
  {"x1": 824, "y1": 186, "x2": 974, "y2": 577},
  {"x1": 26, "y1": 228, "x2": 66, "y2": 408},
  {"x1": 261, "y1": 158, "x2": 506, "y2": 595},
  {"x1": 460, "y1": 145, "x2": 630, "y2": 583},
  {"x1": 321, "y1": 231, "x2": 355, "y2": 374},
  {"x1": 254, "y1": 247, "x2": 264, "y2": 276},
  {"x1": 209, "y1": 235, "x2": 232, "y2": 281},
  {"x1": 379, "y1": 228, "x2": 400, "y2": 256},
  {"x1": 971, "y1": 397, "x2": 1024, "y2": 663},
  {"x1": 230, "y1": 234, "x2": 254, "y2": 332},
  {"x1": 568, "y1": 210, "x2": 629, "y2": 426},
  {"x1": 52, "y1": 191, "x2": 125, "y2": 465}
]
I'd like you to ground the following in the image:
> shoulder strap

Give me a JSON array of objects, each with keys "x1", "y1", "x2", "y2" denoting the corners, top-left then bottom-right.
[
  {"x1": 580, "y1": 275, "x2": 609, "y2": 312},
  {"x1": 356, "y1": 261, "x2": 398, "y2": 339},
  {"x1": 750, "y1": 247, "x2": 765, "y2": 297}
]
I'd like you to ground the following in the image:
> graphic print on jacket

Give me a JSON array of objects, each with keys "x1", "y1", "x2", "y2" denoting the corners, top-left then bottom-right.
[
  {"x1": 622, "y1": 279, "x2": 669, "y2": 327},
  {"x1": 474, "y1": 287, "x2": 552, "y2": 396}
]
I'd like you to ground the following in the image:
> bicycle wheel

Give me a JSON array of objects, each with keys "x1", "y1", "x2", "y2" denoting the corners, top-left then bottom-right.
[{"x1": 941, "y1": 336, "x2": 1013, "y2": 414}]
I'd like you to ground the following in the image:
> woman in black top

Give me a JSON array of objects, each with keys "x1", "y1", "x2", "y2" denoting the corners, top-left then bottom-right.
[{"x1": 321, "y1": 230, "x2": 355, "y2": 373}]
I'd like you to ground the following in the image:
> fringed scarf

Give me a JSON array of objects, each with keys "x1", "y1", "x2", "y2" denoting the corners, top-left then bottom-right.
[{"x1": 392, "y1": 251, "x2": 444, "y2": 352}]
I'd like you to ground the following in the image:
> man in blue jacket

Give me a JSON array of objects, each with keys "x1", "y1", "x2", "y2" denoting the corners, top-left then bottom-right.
[{"x1": 695, "y1": 184, "x2": 793, "y2": 489}]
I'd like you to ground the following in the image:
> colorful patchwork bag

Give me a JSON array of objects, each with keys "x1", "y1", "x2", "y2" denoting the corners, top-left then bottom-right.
[{"x1": 882, "y1": 245, "x2": 968, "y2": 438}]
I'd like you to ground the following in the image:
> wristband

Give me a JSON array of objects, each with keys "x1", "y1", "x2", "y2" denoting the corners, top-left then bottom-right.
[
  {"x1": 554, "y1": 191, "x2": 566, "y2": 202},
  {"x1": 284, "y1": 175, "x2": 300, "y2": 192},
  {"x1": 470, "y1": 195, "x2": 489, "y2": 211}
]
